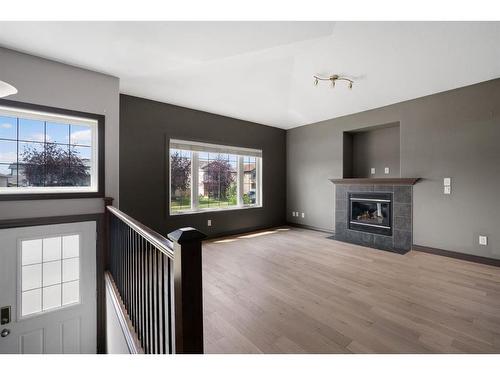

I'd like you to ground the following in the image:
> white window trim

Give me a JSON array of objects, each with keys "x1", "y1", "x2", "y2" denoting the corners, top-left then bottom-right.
[
  {"x1": 169, "y1": 140, "x2": 263, "y2": 215},
  {"x1": 0, "y1": 106, "x2": 99, "y2": 194}
]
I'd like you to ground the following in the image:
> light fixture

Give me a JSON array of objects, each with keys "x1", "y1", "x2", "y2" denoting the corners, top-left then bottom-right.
[
  {"x1": 313, "y1": 74, "x2": 354, "y2": 89},
  {"x1": 0, "y1": 80, "x2": 18, "y2": 98}
]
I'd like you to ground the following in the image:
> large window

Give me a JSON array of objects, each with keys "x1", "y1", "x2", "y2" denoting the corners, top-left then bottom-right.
[
  {"x1": 0, "y1": 103, "x2": 101, "y2": 198},
  {"x1": 169, "y1": 139, "x2": 262, "y2": 214}
]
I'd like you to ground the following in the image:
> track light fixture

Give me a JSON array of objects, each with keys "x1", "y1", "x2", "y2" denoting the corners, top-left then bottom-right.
[{"x1": 313, "y1": 74, "x2": 354, "y2": 89}]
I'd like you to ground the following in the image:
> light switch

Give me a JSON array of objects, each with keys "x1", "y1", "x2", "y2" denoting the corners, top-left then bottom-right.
[
  {"x1": 301, "y1": 212, "x2": 305, "y2": 218},
  {"x1": 384, "y1": 167, "x2": 390, "y2": 174},
  {"x1": 370, "y1": 168, "x2": 376, "y2": 175},
  {"x1": 207, "y1": 219, "x2": 212, "y2": 227},
  {"x1": 444, "y1": 178, "x2": 451, "y2": 186},
  {"x1": 479, "y1": 236, "x2": 488, "y2": 246}
]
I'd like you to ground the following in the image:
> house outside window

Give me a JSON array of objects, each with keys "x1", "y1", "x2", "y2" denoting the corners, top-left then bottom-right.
[
  {"x1": 169, "y1": 139, "x2": 262, "y2": 214},
  {"x1": 0, "y1": 103, "x2": 102, "y2": 198}
]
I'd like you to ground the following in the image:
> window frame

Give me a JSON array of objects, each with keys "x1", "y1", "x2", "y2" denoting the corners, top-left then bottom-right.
[
  {"x1": 0, "y1": 99, "x2": 105, "y2": 200},
  {"x1": 168, "y1": 139, "x2": 263, "y2": 216}
]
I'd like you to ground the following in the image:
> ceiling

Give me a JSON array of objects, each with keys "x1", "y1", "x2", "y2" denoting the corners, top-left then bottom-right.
[{"x1": 0, "y1": 21, "x2": 499, "y2": 129}]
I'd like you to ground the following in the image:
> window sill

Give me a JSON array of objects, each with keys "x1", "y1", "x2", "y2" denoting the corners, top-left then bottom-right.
[{"x1": 170, "y1": 204, "x2": 263, "y2": 216}]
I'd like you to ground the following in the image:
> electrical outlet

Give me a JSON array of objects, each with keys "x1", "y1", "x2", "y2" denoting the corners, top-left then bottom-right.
[
  {"x1": 384, "y1": 167, "x2": 389, "y2": 174},
  {"x1": 370, "y1": 168, "x2": 376, "y2": 175},
  {"x1": 207, "y1": 219, "x2": 212, "y2": 227},
  {"x1": 444, "y1": 186, "x2": 451, "y2": 195},
  {"x1": 479, "y1": 235, "x2": 488, "y2": 246},
  {"x1": 301, "y1": 212, "x2": 305, "y2": 218}
]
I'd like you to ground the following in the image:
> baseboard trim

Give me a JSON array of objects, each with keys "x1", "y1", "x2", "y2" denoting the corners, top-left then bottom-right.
[
  {"x1": 412, "y1": 244, "x2": 500, "y2": 267},
  {"x1": 205, "y1": 223, "x2": 287, "y2": 240},
  {"x1": 286, "y1": 222, "x2": 334, "y2": 234}
]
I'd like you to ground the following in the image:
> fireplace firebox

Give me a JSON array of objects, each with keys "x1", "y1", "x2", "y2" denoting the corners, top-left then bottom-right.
[{"x1": 349, "y1": 192, "x2": 392, "y2": 236}]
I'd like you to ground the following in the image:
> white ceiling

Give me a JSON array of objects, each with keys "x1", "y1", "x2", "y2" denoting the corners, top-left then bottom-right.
[{"x1": 0, "y1": 21, "x2": 499, "y2": 129}]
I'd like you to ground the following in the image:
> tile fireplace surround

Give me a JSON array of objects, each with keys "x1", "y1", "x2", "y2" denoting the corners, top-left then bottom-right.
[{"x1": 330, "y1": 178, "x2": 419, "y2": 253}]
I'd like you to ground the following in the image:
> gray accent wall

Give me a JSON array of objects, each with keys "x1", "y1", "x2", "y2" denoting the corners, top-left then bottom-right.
[
  {"x1": 0, "y1": 47, "x2": 120, "y2": 218},
  {"x1": 287, "y1": 79, "x2": 500, "y2": 259},
  {"x1": 347, "y1": 123, "x2": 400, "y2": 178},
  {"x1": 119, "y1": 94, "x2": 286, "y2": 238}
]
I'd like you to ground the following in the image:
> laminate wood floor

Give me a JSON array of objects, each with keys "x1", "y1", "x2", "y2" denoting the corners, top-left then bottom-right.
[{"x1": 202, "y1": 227, "x2": 500, "y2": 353}]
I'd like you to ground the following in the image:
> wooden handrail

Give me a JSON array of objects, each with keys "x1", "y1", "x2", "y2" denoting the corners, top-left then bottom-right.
[
  {"x1": 104, "y1": 203, "x2": 206, "y2": 354},
  {"x1": 106, "y1": 205, "x2": 174, "y2": 259}
]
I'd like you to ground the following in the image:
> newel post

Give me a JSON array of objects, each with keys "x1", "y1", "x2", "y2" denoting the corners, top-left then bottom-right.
[{"x1": 167, "y1": 227, "x2": 207, "y2": 354}]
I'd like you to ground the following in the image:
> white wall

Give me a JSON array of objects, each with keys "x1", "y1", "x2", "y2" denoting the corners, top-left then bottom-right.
[
  {"x1": 0, "y1": 47, "x2": 119, "y2": 218},
  {"x1": 105, "y1": 287, "x2": 130, "y2": 354}
]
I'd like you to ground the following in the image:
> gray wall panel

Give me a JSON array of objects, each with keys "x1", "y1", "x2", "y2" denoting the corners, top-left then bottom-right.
[
  {"x1": 119, "y1": 94, "x2": 286, "y2": 238},
  {"x1": 287, "y1": 79, "x2": 500, "y2": 259},
  {"x1": 0, "y1": 47, "x2": 120, "y2": 218}
]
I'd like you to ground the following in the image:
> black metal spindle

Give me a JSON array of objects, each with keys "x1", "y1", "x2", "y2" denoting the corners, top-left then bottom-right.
[
  {"x1": 150, "y1": 243, "x2": 155, "y2": 353},
  {"x1": 154, "y1": 249, "x2": 161, "y2": 353},
  {"x1": 149, "y1": 242, "x2": 155, "y2": 353},
  {"x1": 105, "y1": 205, "x2": 205, "y2": 354},
  {"x1": 134, "y1": 231, "x2": 139, "y2": 336}
]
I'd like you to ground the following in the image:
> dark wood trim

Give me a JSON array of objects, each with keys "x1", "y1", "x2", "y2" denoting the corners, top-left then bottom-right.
[
  {"x1": 330, "y1": 178, "x2": 420, "y2": 185},
  {"x1": 0, "y1": 98, "x2": 105, "y2": 201},
  {"x1": 0, "y1": 213, "x2": 102, "y2": 229},
  {"x1": 0, "y1": 210, "x2": 107, "y2": 353},
  {"x1": 105, "y1": 272, "x2": 143, "y2": 354},
  {"x1": 412, "y1": 244, "x2": 500, "y2": 267}
]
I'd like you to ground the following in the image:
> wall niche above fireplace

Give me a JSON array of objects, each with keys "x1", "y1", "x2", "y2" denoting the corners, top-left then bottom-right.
[{"x1": 343, "y1": 122, "x2": 400, "y2": 178}]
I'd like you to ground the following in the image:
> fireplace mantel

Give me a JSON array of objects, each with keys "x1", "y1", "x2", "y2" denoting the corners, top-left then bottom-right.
[{"x1": 330, "y1": 178, "x2": 419, "y2": 185}]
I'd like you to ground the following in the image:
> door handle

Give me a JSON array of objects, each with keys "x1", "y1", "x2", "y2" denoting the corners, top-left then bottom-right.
[{"x1": 0, "y1": 328, "x2": 9, "y2": 338}]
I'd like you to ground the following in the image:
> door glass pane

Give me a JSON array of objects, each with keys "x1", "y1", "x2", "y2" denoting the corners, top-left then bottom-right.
[
  {"x1": 62, "y1": 235, "x2": 79, "y2": 258},
  {"x1": 20, "y1": 234, "x2": 81, "y2": 317},
  {"x1": 62, "y1": 280, "x2": 79, "y2": 305},
  {"x1": 22, "y1": 239, "x2": 42, "y2": 265},
  {"x1": 22, "y1": 289, "x2": 42, "y2": 316},
  {"x1": 22, "y1": 264, "x2": 42, "y2": 291},
  {"x1": 43, "y1": 237, "x2": 61, "y2": 262},
  {"x1": 43, "y1": 285, "x2": 62, "y2": 311},
  {"x1": 62, "y1": 258, "x2": 79, "y2": 282},
  {"x1": 43, "y1": 260, "x2": 62, "y2": 287}
]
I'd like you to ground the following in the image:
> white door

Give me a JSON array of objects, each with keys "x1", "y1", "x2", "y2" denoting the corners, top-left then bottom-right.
[{"x1": 0, "y1": 221, "x2": 96, "y2": 354}]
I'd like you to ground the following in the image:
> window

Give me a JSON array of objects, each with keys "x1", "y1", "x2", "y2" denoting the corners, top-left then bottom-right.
[
  {"x1": 0, "y1": 103, "x2": 102, "y2": 198},
  {"x1": 20, "y1": 234, "x2": 80, "y2": 317},
  {"x1": 169, "y1": 139, "x2": 262, "y2": 214}
]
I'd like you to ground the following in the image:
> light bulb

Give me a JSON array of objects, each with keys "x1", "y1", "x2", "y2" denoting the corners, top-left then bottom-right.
[
  {"x1": 348, "y1": 82, "x2": 353, "y2": 89},
  {"x1": 314, "y1": 78, "x2": 318, "y2": 86},
  {"x1": 331, "y1": 80, "x2": 336, "y2": 88}
]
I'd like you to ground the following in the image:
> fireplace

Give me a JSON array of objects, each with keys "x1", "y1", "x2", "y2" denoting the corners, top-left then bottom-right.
[
  {"x1": 349, "y1": 192, "x2": 392, "y2": 236},
  {"x1": 331, "y1": 179, "x2": 417, "y2": 252}
]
